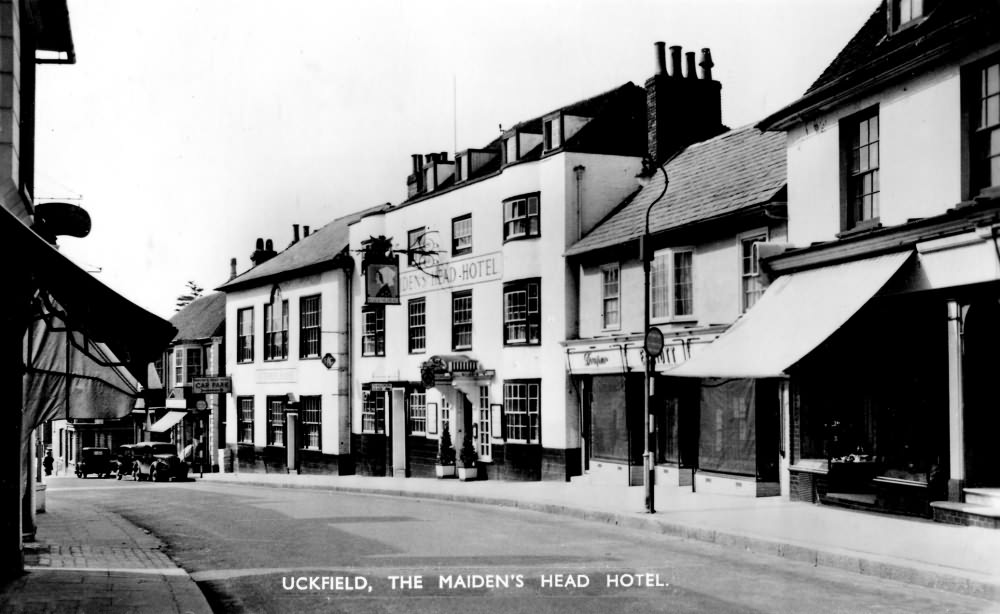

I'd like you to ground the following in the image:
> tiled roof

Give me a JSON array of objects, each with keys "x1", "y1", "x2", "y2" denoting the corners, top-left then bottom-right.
[
  {"x1": 566, "y1": 124, "x2": 786, "y2": 256},
  {"x1": 760, "y1": 0, "x2": 1000, "y2": 130},
  {"x1": 217, "y1": 203, "x2": 388, "y2": 292},
  {"x1": 170, "y1": 292, "x2": 225, "y2": 343}
]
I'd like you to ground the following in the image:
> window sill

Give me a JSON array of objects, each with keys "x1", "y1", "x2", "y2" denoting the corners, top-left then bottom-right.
[
  {"x1": 503, "y1": 234, "x2": 541, "y2": 244},
  {"x1": 408, "y1": 350, "x2": 427, "y2": 355},
  {"x1": 452, "y1": 346, "x2": 472, "y2": 352},
  {"x1": 452, "y1": 249, "x2": 472, "y2": 258},
  {"x1": 299, "y1": 355, "x2": 321, "y2": 361},
  {"x1": 263, "y1": 358, "x2": 289, "y2": 363},
  {"x1": 503, "y1": 342, "x2": 541, "y2": 347},
  {"x1": 651, "y1": 316, "x2": 697, "y2": 326},
  {"x1": 837, "y1": 218, "x2": 882, "y2": 239},
  {"x1": 361, "y1": 354, "x2": 386, "y2": 358}
]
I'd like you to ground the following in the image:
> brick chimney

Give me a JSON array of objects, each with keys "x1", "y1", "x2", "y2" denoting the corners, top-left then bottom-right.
[
  {"x1": 250, "y1": 237, "x2": 277, "y2": 267},
  {"x1": 646, "y1": 42, "x2": 725, "y2": 165},
  {"x1": 229, "y1": 257, "x2": 237, "y2": 280}
]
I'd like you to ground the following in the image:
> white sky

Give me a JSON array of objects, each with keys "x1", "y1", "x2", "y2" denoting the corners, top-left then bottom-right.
[{"x1": 36, "y1": 0, "x2": 878, "y2": 319}]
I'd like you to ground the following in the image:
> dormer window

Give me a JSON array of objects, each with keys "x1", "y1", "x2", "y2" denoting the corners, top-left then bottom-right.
[
  {"x1": 543, "y1": 114, "x2": 562, "y2": 151},
  {"x1": 890, "y1": 0, "x2": 926, "y2": 32},
  {"x1": 504, "y1": 134, "x2": 518, "y2": 164}
]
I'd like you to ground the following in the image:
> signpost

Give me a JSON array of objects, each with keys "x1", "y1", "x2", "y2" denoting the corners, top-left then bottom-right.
[{"x1": 191, "y1": 376, "x2": 232, "y2": 395}]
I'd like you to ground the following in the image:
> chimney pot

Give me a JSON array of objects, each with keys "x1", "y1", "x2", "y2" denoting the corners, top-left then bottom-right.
[
  {"x1": 439, "y1": 152, "x2": 448, "y2": 162},
  {"x1": 411, "y1": 154, "x2": 422, "y2": 174},
  {"x1": 229, "y1": 257, "x2": 237, "y2": 280},
  {"x1": 255, "y1": 237, "x2": 264, "y2": 250},
  {"x1": 685, "y1": 51, "x2": 697, "y2": 79},
  {"x1": 303, "y1": 225, "x2": 310, "y2": 237},
  {"x1": 699, "y1": 48, "x2": 714, "y2": 81},
  {"x1": 293, "y1": 224, "x2": 300, "y2": 243},
  {"x1": 670, "y1": 45, "x2": 683, "y2": 78},
  {"x1": 265, "y1": 238, "x2": 273, "y2": 252},
  {"x1": 654, "y1": 42, "x2": 667, "y2": 75}
]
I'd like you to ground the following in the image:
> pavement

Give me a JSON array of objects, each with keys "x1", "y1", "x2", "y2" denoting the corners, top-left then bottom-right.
[
  {"x1": 2, "y1": 471, "x2": 999, "y2": 613},
  {"x1": 0, "y1": 483, "x2": 213, "y2": 614}
]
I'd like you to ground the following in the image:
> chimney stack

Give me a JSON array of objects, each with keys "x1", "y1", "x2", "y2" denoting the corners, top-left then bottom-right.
[
  {"x1": 250, "y1": 237, "x2": 278, "y2": 267},
  {"x1": 645, "y1": 42, "x2": 725, "y2": 165},
  {"x1": 229, "y1": 257, "x2": 237, "y2": 280},
  {"x1": 408, "y1": 154, "x2": 426, "y2": 198},
  {"x1": 303, "y1": 225, "x2": 310, "y2": 237},
  {"x1": 670, "y1": 45, "x2": 682, "y2": 78},
  {"x1": 292, "y1": 224, "x2": 300, "y2": 243},
  {"x1": 655, "y1": 41, "x2": 667, "y2": 75}
]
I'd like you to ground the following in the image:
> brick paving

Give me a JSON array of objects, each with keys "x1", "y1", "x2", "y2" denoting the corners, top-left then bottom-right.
[{"x1": 0, "y1": 490, "x2": 212, "y2": 614}]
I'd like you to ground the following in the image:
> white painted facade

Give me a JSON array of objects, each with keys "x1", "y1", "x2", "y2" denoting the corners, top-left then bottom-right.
[
  {"x1": 786, "y1": 63, "x2": 965, "y2": 245},
  {"x1": 349, "y1": 151, "x2": 643, "y2": 478},
  {"x1": 224, "y1": 268, "x2": 351, "y2": 460}
]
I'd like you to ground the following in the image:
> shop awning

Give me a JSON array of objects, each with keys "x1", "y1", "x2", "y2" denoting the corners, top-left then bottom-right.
[
  {"x1": 7, "y1": 204, "x2": 176, "y2": 378},
  {"x1": 667, "y1": 251, "x2": 913, "y2": 379},
  {"x1": 148, "y1": 411, "x2": 188, "y2": 433},
  {"x1": 23, "y1": 311, "x2": 141, "y2": 427}
]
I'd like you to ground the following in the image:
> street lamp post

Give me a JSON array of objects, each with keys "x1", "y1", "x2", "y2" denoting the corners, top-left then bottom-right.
[{"x1": 639, "y1": 157, "x2": 668, "y2": 514}]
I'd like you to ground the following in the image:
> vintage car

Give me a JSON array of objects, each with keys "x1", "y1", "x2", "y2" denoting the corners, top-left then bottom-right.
[
  {"x1": 114, "y1": 444, "x2": 136, "y2": 480},
  {"x1": 131, "y1": 441, "x2": 190, "y2": 482},
  {"x1": 76, "y1": 447, "x2": 114, "y2": 479}
]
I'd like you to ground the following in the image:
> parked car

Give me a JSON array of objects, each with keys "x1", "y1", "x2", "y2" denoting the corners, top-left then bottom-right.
[
  {"x1": 76, "y1": 447, "x2": 114, "y2": 479},
  {"x1": 114, "y1": 444, "x2": 137, "y2": 480},
  {"x1": 131, "y1": 441, "x2": 189, "y2": 482}
]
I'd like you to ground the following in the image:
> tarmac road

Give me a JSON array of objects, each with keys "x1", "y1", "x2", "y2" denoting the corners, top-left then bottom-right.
[{"x1": 50, "y1": 477, "x2": 1000, "y2": 614}]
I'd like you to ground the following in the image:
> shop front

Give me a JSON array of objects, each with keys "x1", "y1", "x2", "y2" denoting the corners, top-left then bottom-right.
[{"x1": 566, "y1": 328, "x2": 722, "y2": 487}]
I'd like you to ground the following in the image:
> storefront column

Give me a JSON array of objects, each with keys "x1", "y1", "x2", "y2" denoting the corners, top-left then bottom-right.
[{"x1": 946, "y1": 300, "x2": 965, "y2": 501}]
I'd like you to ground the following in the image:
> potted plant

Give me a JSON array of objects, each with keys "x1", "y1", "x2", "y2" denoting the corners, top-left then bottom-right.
[
  {"x1": 435, "y1": 427, "x2": 456, "y2": 478},
  {"x1": 458, "y1": 433, "x2": 479, "y2": 481}
]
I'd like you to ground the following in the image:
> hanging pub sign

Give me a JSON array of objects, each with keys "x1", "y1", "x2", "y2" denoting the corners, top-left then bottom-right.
[
  {"x1": 365, "y1": 260, "x2": 400, "y2": 305},
  {"x1": 361, "y1": 235, "x2": 400, "y2": 305}
]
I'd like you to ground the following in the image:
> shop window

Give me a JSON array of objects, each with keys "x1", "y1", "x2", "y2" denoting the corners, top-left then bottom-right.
[
  {"x1": 650, "y1": 247, "x2": 695, "y2": 320},
  {"x1": 503, "y1": 193, "x2": 540, "y2": 241},
  {"x1": 362, "y1": 390, "x2": 386, "y2": 434},
  {"x1": 362, "y1": 307, "x2": 385, "y2": 357},
  {"x1": 300, "y1": 396, "x2": 321, "y2": 450},
  {"x1": 238, "y1": 396, "x2": 254, "y2": 444},
  {"x1": 299, "y1": 295, "x2": 321, "y2": 358},
  {"x1": 237, "y1": 307, "x2": 254, "y2": 363},
  {"x1": 263, "y1": 300, "x2": 289, "y2": 361},
  {"x1": 969, "y1": 56, "x2": 1000, "y2": 196},
  {"x1": 503, "y1": 278, "x2": 540, "y2": 345},
  {"x1": 266, "y1": 396, "x2": 285, "y2": 446},
  {"x1": 504, "y1": 380, "x2": 540, "y2": 444},
  {"x1": 408, "y1": 298, "x2": 426, "y2": 354},
  {"x1": 452, "y1": 291, "x2": 473, "y2": 350},
  {"x1": 408, "y1": 392, "x2": 427, "y2": 435},
  {"x1": 601, "y1": 264, "x2": 620, "y2": 329},
  {"x1": 452, "y1": 214, "x2": 472, "y2": 256},
  {"x1": 740, "y1": 233, "x2": 767, "y2": 312},
  {"x1": 841, "y1": 107, "x2": 880, "y2": 231}
]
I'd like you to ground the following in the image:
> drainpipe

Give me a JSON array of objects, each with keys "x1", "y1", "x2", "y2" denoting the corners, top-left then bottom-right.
[{"x1": 574, "y1": 165, "x2": 586, "y2": 241}]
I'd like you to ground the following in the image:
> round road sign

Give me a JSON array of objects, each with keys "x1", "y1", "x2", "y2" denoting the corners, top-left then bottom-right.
[{"x1": 645, "y1": 327, "x2": 664, "y2": 357}]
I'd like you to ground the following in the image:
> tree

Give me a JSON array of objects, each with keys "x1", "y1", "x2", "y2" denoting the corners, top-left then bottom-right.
[{"x1": 175, "y1": 281, "x2": 204, "y2": 312}]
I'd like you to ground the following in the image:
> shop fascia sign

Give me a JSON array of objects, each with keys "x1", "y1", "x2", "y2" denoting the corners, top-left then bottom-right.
[{"x1": 567, "y1": 338, "x2": 697, "y2": 373}]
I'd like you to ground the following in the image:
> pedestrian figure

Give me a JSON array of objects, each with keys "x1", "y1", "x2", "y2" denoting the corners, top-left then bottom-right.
[{"x1": 42, "y1": 449, "x2": 54, "y2": 476}]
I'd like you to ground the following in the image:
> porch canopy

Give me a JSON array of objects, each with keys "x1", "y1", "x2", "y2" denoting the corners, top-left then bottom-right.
[{"x1": 667, "y1": 251, "x2": 913, "y2": 379}]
